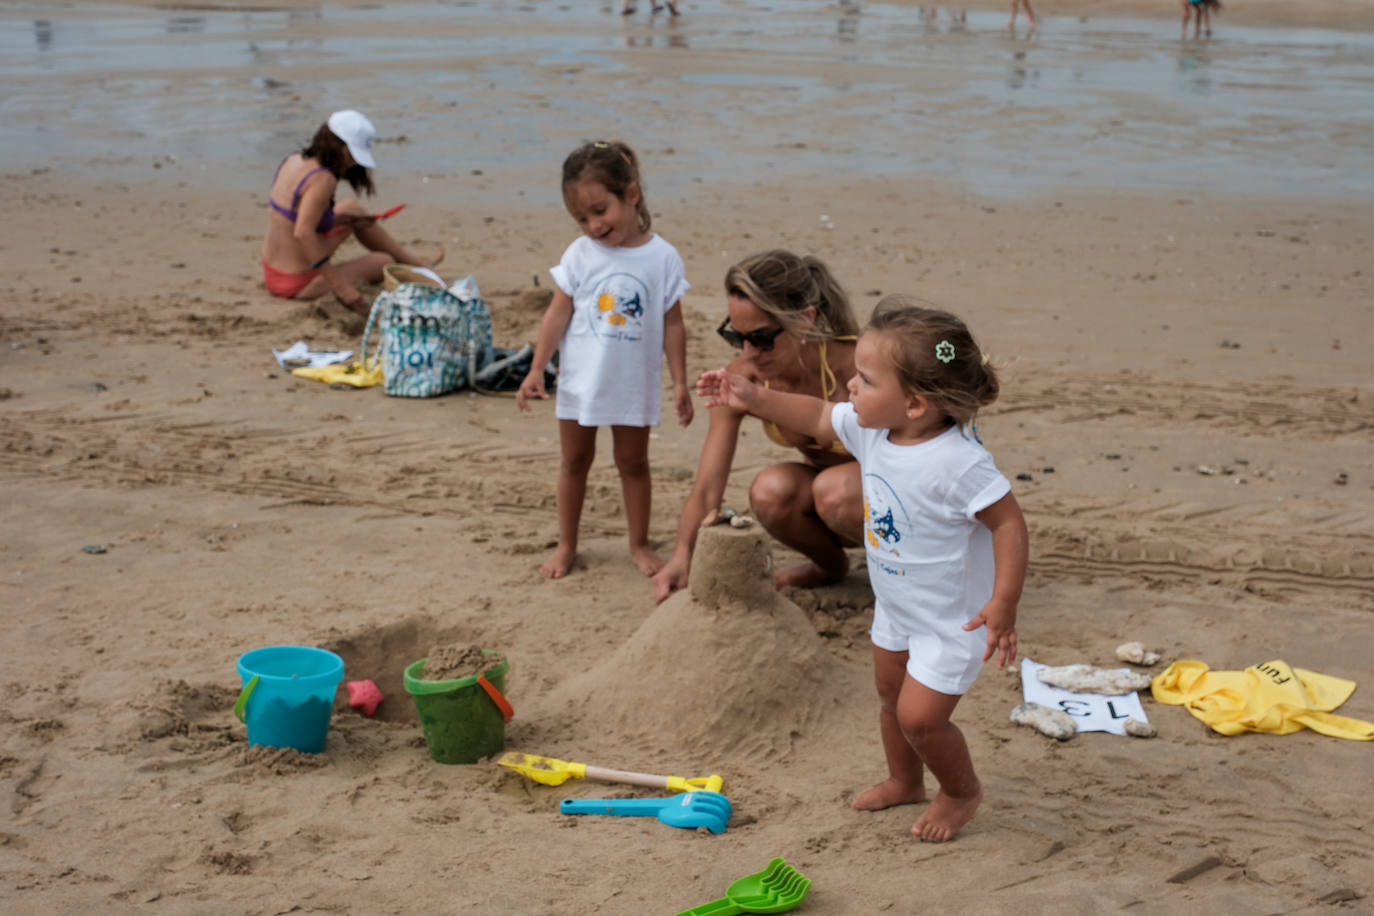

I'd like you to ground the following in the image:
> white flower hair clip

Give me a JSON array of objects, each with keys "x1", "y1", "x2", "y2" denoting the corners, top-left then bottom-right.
[{"x1": 935, "y1": 340, "x2": 956, "y2": 364}]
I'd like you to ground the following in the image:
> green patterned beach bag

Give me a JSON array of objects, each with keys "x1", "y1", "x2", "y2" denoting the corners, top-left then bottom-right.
[{"x1": 361, "y1": 269, "x2": 493, "y2": 398}]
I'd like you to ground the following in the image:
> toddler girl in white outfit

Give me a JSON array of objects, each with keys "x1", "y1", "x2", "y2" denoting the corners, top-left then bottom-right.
[{"x1": 698, "y1": 298, "x2": 1028, "y2": 843}]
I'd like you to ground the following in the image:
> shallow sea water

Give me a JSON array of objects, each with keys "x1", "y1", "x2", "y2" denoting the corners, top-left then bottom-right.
[{"x1": 1, "y1": 0, "x2": 1372, "y2": 199}]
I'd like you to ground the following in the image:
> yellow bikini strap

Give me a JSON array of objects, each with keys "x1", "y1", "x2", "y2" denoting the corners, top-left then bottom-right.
[{"x1": 818, "y1": 335, "x2": 857, "y2": 400}]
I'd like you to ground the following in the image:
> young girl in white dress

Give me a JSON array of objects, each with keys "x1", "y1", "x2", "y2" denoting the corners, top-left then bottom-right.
[
  {"x1": 517, "y1": 140, "x2": 693, "y2": 579},
  {"x1": 698, "y1": 298, "x2": 1028, "y2": 842}
]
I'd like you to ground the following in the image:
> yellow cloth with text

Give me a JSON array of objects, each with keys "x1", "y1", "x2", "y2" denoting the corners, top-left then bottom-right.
[
  {"x1": 291, "y1": 361, "x2": 384, "y2": 388},
  {"x1": 1151, "y1": 659, "x2": 1374, "y2": 740}
]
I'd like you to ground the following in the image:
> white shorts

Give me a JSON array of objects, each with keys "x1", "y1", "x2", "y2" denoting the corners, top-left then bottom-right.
[{"x1": 869, "y1": 602, "x2": 985, "y2": 696}]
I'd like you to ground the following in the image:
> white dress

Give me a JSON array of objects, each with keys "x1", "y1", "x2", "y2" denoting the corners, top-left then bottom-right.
[
  {"x1": 549, "y1": 233, "x2": 689, "y2": 427},
  {"x1": 831, "y1": 402, "x2": 1012, "y2": 695}
]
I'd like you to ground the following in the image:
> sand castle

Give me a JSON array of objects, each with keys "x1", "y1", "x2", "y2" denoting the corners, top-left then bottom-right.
[{"x1": 562, "y1": 525, "x2": 847, "y2": 760}]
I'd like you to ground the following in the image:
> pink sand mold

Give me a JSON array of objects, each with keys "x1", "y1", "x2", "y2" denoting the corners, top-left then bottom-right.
[{"x1": 345, "y1": 679, "x2": 383, "y2": 716}]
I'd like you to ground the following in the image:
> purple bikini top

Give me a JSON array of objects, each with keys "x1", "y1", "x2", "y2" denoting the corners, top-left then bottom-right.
[{"x1": 268, "y1": 158, "x2": 336, "y2": 234}]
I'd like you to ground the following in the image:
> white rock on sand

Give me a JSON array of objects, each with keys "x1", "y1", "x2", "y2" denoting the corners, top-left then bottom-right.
[
  {"x1": 1124, "y1": 718, "x2": 1158, "y2": 738},
  {"x1": 1037, "y1": 664, "x2": 1153, "y2": 695},
  {"x1": 1010, "y1": 702, "x2": 1078, "y2": 741}
]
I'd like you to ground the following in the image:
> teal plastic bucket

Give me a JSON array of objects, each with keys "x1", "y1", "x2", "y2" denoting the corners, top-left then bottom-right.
[
  {"x1": 235, "y1": 646, "x2": 344, "y2": 754},
  {"x1": 403, "y1": 653, "x2": 511, "y2": 764}
]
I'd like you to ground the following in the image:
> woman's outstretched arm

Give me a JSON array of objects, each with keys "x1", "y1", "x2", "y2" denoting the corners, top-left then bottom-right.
[{"x1": 651, "y1": 400, "x2": 745, "y2": 602}]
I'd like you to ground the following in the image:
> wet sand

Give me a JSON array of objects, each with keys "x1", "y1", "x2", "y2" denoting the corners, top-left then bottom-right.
[
  {"x1": 22, "y1": 0, "x2": 1374, "y2": 31},
  {"x1": 2, "y1": 1, "x2": 1373, "y2": 913},
  {"x1": 6, "y1": 0, "x2": 1374, "y2": 198}
]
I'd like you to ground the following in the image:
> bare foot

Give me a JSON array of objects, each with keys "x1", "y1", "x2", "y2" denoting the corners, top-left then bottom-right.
[
  {"x1": 911, "y1": 784, "x2": 982, "y2": 842},
  {"x1": 774, "y1": 558, "x2": 846, "y2": 589},
  {"x1": 422, "y1": 247, "x2": 444, "y2": 268},
  {"x1": 539, "y1": 544, "x2": 576, "y2": 579},
  {"x1": 851, "y1": 777, "x2": 927, "y2": 811},
  {"x1": 630, "y1": 544, "x2": 665, "y2": 577}
]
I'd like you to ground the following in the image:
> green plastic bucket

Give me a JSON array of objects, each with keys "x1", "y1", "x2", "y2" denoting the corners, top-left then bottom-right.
[{"x1": 403, "y1": 652, "x2": 512, "y2": 764}]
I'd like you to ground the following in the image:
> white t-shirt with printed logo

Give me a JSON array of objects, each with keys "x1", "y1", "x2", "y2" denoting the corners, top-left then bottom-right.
[
  {"x1": 549, "y1": 233, "x2": 689, "y2": 427},
  {"x1": 831, "y1": 402, "x2": 1011, "y2": 695}
]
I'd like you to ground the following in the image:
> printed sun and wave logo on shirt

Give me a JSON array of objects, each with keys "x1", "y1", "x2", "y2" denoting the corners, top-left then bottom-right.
[
  {"x1": 863, "y1": 473, "x2": 910, "y2": 575},
  {"x1": 589, "y1": 273, "x2": 649, "y2": 341}
]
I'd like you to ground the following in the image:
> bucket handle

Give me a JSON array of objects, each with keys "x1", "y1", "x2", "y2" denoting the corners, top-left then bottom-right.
[
  {"x1": 233, "y1": 675, "x2": 260, "y2": 723},
  {"x1": 477, "y1": 674, "x2": 514, "y2": 722}
]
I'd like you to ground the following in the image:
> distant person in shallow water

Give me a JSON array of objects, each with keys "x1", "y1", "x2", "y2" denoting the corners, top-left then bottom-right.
[
  {"x1": 1182, "y1": 0, "x2": 1221, "y2": 38},
  {"x1": 622, "y1": 1, "x2": 679, "y2": 15},
  {"x1": 1009, "y1": 0, "x2": 1035, "y2": 29},
  {"x1": 260, "y1": 110, "x2": 441, "y2": 315}
]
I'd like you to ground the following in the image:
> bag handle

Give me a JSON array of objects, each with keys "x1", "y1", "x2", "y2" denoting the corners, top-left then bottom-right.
[
  {"x1": 477, "y1": 674, "x2": 514, "y2": 722},
  {"x1": 359, "y1": 294, "x2": 384, "y2": 373},
  {"x1": 383, "y1": 262, "x2": 445, "y2": 292}
]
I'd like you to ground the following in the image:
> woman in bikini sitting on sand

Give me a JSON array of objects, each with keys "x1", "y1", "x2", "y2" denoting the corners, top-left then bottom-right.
[
  {"x1": 261, "y1": 109, "x2": 441, "y2": 315},
  {"x1": 652, "y1": 249, "x2": 863, "y2": 603}
]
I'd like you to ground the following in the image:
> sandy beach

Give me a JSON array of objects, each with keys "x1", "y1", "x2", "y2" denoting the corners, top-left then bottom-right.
[{"x1": 2, "y1": 1, "x2": 1373, "y2": 913}]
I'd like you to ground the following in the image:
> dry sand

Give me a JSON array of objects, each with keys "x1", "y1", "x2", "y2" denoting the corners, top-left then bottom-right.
[{"x1": 2, "y1": 1, "x2": 1373, "y2": 913}]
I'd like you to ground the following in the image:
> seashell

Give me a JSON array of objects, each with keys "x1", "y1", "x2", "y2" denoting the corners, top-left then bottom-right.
[
  {"x1": 1123, "y1": 718, "x2": 1157, "y2": 738},
  {"x1": 1115, "y1": 641, "x2": 1161, "y2": 666},
  {"x1": 729, "y1": 514, "x2": 754, "y2": 529},
  {"x1": 700, "y1": 506, "x2": 740, "y2": 528},
  {"x1": 1010, "y1": 702, "x2": 1076, "y2": 741}
]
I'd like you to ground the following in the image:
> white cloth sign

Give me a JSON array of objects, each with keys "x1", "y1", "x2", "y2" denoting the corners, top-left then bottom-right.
[
  {"x1": 272, "y1": 340, "x2": 352, "y2": 369},
  {"x1": 1020, "y1": 657, "x2": 1149, "y2": 735}
]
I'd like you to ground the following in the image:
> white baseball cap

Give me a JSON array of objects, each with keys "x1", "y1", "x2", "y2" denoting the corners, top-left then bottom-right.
[{"x1": 326, "y1": 109, "x2": 377, "y2": 169}]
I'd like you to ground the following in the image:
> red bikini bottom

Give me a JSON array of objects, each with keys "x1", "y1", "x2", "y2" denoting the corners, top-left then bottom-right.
[{"x1": 262, "y1": 260, "x2": 320, "y2": 298}]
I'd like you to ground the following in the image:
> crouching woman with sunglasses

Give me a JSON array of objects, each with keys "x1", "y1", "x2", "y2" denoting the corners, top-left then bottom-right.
[{"x1": 651, "y1": 250, "x2": 864, "y2": 603}]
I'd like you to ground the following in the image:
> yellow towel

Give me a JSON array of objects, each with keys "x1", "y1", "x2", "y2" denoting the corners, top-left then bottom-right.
[
  {"x1": 291, "y1": 361, "x2": 384, "y2": 388},
  {"x1": 1151, "y1": 659, "x2": 1374, "y2": 740}
]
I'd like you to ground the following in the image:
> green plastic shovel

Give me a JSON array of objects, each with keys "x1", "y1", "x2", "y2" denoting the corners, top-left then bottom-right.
[{"x1": 675, "y1": 858, "x2": 811, "y2": 916}]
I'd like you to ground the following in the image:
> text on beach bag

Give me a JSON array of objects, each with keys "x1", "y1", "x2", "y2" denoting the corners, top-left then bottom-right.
[{"x1": 361, "y1": 279, "x2": 494, "y2": 398}]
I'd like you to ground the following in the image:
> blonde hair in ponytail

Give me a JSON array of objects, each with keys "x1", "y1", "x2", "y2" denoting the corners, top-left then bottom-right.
[{"x1": 723, "y1": 250, "x2": 858, "y2": 341}]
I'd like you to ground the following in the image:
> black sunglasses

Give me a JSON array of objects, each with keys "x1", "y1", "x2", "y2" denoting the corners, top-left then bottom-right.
[{"x1": 717, "y1": 317, "x2": 785, "y2": 352}]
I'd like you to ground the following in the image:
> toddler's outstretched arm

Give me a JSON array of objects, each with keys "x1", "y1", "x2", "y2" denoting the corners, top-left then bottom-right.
[
  {"x1": 696, "y1": 369, "x2": 835, "y2": 443},
  {"x1": 965, "y1": 492, "x2": 1029, "y2": 668},
  {"x1": 695, "y1": 368, "x2": 757, "y2": 412}
]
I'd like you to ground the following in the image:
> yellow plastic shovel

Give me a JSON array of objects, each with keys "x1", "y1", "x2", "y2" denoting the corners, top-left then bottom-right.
[{"x1": 499, "y1": 751, "x2": 723, "y2": 793}]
